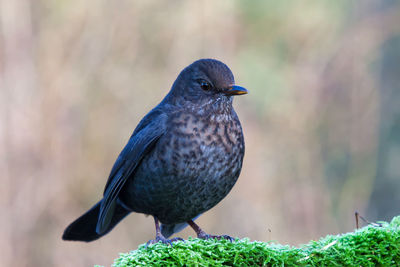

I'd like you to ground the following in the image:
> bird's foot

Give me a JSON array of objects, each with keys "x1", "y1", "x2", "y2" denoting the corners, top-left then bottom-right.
[
  {"x1": 146, "y1": 236, "x2": 184, "y2": 247},
  {"x1": 197, "y1": 231, "x2": 234, "y2": 242},
  {"x1": 147, "y1": 216, "x2": 185, "y2": 247}
]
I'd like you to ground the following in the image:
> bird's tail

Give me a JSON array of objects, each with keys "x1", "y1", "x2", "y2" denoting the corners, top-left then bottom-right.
[
  {"x1": 161, "y1": 214, "x2": 201, "y2": 238},
  {"x1": 161, "y1": 222, "x2": 189, "y2": 238},
  {"x1": 62, "y1": 200, "x2": 130, "y2": 242}
]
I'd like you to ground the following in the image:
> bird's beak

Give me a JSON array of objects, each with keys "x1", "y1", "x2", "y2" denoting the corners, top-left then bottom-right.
[{"x1": 224, "y1": 85, "x2": 248, "y2": 96}]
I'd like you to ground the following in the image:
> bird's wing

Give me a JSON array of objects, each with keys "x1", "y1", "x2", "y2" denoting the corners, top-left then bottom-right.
[
  {"x1": 96, "y1": 109, "x2": 167, "y2": 234},
  {"x1": 104, "y1": 108, "x2": 165, "y2": 191}
]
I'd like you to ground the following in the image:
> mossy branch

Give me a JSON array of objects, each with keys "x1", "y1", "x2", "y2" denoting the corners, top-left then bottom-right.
[{"x1": 108, "y1": 216, "x2": 400, "y2": 266}]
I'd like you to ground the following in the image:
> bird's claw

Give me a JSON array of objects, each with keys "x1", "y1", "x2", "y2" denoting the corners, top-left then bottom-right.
[
  {"x1": 197, "y1": 232, "x2": 235, "y2": 242},
  {"x1": 146, "y1": 236, "x2": 184, "y2": 247}
]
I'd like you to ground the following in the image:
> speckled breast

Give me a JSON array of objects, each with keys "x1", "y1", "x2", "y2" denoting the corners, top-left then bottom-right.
[{"x1": 120, "y1": 111, "x2": 244, "y2": 224}]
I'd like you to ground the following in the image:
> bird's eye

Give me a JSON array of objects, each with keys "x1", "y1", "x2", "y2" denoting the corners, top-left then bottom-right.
[{"x1": 199, "y1": 80, "x2": 212, "y2": 91}]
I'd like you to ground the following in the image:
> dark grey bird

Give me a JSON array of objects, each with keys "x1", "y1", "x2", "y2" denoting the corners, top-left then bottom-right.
[{"x1": 62, "y1": 58, "x2": 247, "y2": 244}]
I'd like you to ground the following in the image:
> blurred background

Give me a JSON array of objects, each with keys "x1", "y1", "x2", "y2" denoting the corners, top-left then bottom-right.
[{"x1": 1, "y1": 0, "x2": 400, "y2": 266}]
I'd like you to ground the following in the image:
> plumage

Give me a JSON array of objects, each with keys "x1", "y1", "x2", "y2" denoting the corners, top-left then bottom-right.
[{"x1": 62, "y1": 58, "x2": 247, "y2": 244}]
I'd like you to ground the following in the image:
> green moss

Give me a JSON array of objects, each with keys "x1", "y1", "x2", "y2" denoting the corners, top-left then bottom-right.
[{"x1": 111, "y1": 216, "x2": 400, "y2": 266}]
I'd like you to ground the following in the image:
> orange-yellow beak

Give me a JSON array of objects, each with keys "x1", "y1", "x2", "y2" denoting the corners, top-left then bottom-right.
[{"x1": 224, "y1": 85, "x2": 248, "y2": 96}]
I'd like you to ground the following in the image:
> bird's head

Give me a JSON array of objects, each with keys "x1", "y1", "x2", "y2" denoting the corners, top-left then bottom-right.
[{"x1": 166, "y1": 59, "x2": 248, "y2": 112}]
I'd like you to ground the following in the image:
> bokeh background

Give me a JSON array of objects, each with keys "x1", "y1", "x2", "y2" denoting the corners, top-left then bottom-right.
[{"x1": 1, "y1": 0, "x2": 400, "y2": 266}]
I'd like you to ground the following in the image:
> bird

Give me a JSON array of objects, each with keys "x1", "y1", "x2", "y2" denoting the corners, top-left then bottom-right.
[{"x1": 62, "y1": 58, "x2": 248, "y2": 245}]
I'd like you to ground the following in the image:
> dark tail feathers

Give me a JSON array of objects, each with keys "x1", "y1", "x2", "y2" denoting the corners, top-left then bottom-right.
[
  {"x1": 161, "y1": 214, "x2": 201, "y2": 238},
  {"x1": 62, "y1": 200, "x2": 130, "y2": 242}
]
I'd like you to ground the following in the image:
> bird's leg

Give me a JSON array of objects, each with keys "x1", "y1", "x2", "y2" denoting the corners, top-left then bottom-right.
[
  {"x1": 146, "y1": 216, "x2": 184, "y2": 246},
  {"x1": 187, "y1": 219, "x2": 234, "y2": 242}
]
